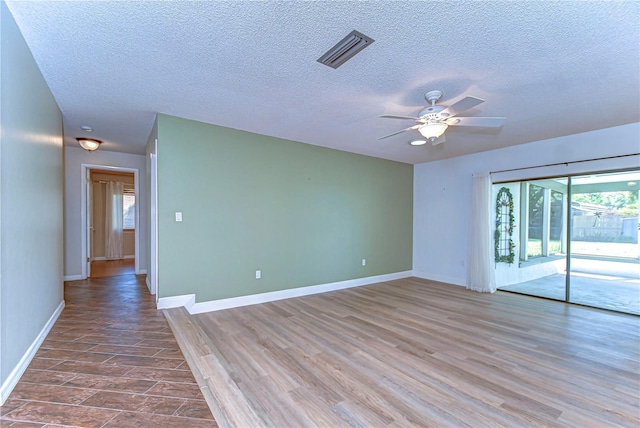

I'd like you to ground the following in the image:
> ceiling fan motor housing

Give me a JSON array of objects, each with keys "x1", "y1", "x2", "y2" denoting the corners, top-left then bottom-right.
[{"x1": 418, "y1": 105, "x2": 448, "y2": 120}]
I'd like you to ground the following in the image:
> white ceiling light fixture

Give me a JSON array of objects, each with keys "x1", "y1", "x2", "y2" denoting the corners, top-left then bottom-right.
[
  {"x1": 409, "y1": 139, "x2": 427, "y2": 146},
  {"x1": 76, "y1": 138, "x2": 102, "y2": 152},
  {"x1": 418, "y1": 123, "x2": 448, "y2": 143},
  {"x1": 80, "y1": 125, "x2": 93, "y2": 132}
]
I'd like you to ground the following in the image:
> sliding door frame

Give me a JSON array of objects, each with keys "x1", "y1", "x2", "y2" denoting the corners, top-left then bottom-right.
[
  {"x1": 565, "y1": 176, "x2": 572, "y2": 302},
  {"x1": 495, "y1": 166, "x2": 639, "y2": 314}
]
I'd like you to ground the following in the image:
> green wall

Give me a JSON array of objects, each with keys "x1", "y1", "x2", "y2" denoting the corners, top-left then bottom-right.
[
  {"x1": 157, "y1": 114, "x2": 413, "y2": 302},
  {"x1": 1, "y1": 1, "x2": 64, "y2": 396}
]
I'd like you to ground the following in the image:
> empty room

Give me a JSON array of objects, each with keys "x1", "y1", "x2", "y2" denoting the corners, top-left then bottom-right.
[{"x1": 1, "y1": 1, "x2": 639, "y2": 427}]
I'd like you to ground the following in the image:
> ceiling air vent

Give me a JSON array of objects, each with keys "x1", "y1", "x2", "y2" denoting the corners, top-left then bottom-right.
[{"x1": 317, "y1": 30, "x2": 374, "y2": 69}]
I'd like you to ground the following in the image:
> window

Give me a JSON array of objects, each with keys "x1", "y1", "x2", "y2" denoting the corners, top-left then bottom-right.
[{"x1": 123, "y1": 192, "x2": 135, "y2": 229}]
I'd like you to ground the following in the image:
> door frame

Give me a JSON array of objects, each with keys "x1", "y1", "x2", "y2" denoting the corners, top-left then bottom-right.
[
  {"x1": 149, "y1": 139, "x2": 158, "y2": 298},
  {"x1": 81, "y1": 163, "x2": 140, "y2": 279},
  {"x1": 86, "y1": 167, "x2": 92, "y2": 278}
]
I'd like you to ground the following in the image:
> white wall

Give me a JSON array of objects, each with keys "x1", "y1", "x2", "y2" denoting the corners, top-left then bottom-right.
[
  {"x1": 413, "y1": 122, "x2": 640, "y2": 287},
  {"x1": 64, "y1": 147, "x2": 147, "y2": 279},
  {"x1": 1, "y1": 1, "x2": 64, "y2": 403}
]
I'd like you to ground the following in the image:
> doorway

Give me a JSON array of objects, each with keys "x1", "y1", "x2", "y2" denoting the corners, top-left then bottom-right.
[
  {"x1": 89, "y1": 169, "x2": 136, "y2": 278},
  {"x1": 81, "y1": 164, "x2": 140, "y2": 279}
]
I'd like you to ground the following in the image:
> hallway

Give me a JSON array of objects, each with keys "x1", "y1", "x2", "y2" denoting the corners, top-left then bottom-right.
[{"x1": 0, "y1": 274, "x2": 216, "y2": 427}]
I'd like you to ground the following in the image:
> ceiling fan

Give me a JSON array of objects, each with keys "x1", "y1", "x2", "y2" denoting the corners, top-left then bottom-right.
[{"x1": 378, "y1": 90, "x2": 505, "y2": 145}]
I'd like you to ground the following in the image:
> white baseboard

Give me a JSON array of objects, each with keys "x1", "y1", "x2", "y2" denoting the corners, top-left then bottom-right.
[
  {"x1": 138, "y1": 269, "x2": 147, "y2": 275},
  {"x1": 0, "y1": 300, "x2": 65, "y2": 405},
  {"x1": 144, "y1": 275, "x2": 155, "y2": 295},
  {"x1": 63, "y1": 274, "x2": 83, "y2": 281},
  {"x1": 412, "y1": 270, "x2": 465, "y2": 287},
  {"x1": 157, "y1": 294, "x2": 195, "y2": 310},
  {"x1": 158, "y1": 271, "x2": 413, "y2": 315},
  {"x1": 92, "y1": 255, "x2": 135, "y2": 261}
]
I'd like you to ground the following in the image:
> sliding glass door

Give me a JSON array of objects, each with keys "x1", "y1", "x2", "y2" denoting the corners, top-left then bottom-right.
[
  {"x1": 568, "y1": 171, "x2": 640, "y2": 313},
  {"x1": 497, "y1": 178, "x2": 568, "y2": 301},
  {"x1": 496, "y1": 169, "x2": 639, "y2": 315}
]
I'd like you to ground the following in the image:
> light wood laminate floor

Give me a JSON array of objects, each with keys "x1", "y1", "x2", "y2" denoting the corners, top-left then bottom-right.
[{"x1": 165, "y1": 277, "x2": 640, "y2": 428}]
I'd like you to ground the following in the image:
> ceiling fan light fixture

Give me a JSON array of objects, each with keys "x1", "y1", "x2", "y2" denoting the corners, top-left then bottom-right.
[
  {"x1": 409, "y1": 139, "x2": 427, "y2": 146},
  {"x1": 76, "y1": 137, "x2": 102, "y2": 152},
  {"x1": 418, "y1": 123, "x2": 448, "y2": 142}
]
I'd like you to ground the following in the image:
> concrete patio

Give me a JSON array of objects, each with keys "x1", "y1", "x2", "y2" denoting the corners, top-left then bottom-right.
[{"x1": 499, "y1": 257, "x2": 640, "y2": 315}]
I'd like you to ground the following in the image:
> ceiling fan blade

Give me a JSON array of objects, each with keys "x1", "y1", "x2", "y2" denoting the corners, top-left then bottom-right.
[
  {"x1": 440, "y1": 96, "x2": 484, "y2": 117},
  {"x1": 431, "y1": 135, "x2": 446, "y2": 146},
  {"x1": 379, "y1": 114, "x2": 422, "y2": 121},
  {"x1": 377, "y1": 124, "x2": 421, "y2": 139},
  {"x1": 447, "y1": 116, "x2": 505, "y2": 127}
]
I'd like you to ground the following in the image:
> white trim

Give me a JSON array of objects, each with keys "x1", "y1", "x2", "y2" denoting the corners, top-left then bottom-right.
[
  {"x1": 133, "y1": 170, "x2": 140, "y2": 275},
  {"x1": 157, "y1": 271, "x2": 413, "y2": 314},
  {"x1": 63, "y1": 274, "x2": 83, "y2": 281},
  {"x1": 149, "y1": 141, "x2": 158, "y2": 299},
  {"x1": 157, "y1": 294, "x2": 195, "y2": 310},
  {"x1": 139, "y1": 269, "x2": 147, "y2": 275},
  {"x1": 0, "y1": 300, "x2": 64, "y2": 405},
  {"x1": 412, "y1": 270, "x2": 466, "y2": 287},
  {"x1": 91, "y1": 256, "x2": 135, "y2": 261}
]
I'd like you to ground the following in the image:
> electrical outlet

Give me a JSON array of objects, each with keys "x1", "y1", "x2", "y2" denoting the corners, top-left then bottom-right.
[
  {"x1": 255, "y1": 270, "x2": 261, "y2": 279},
  {"x1": 175, "y1": 212, "x2": 182, "y2": 222},
  {"x1": 362, "y1": 259, "x2": 366, "y2": 266}
]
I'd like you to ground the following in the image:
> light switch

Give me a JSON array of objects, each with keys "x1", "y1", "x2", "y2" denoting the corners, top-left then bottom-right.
[{"x1": 175, "y1": 212, "x2": 183, "y2": 222}]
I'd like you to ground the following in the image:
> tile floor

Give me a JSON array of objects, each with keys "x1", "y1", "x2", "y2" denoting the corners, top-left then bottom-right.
[
  {"x1": 0, "y1": 273, "x2": 217, "y2": 427},
  {"x1": 90, "y1": 259, "x2": 136, "y2": 278}
]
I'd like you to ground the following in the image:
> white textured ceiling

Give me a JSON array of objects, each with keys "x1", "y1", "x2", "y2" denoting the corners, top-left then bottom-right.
[{"x1": 6, "y1": 1, "x2": 640, "y2": 164}]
